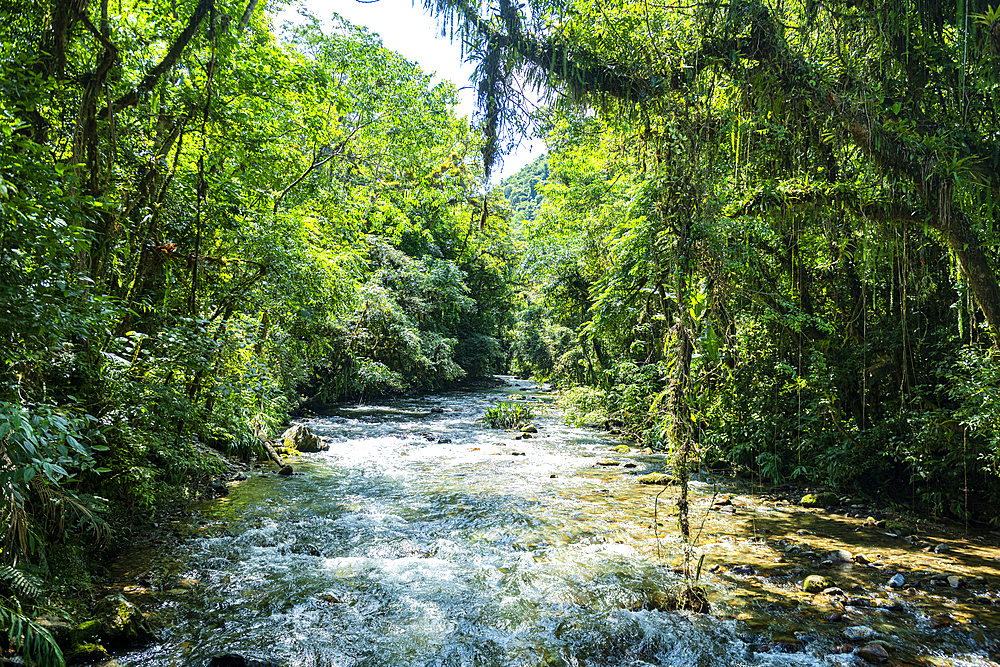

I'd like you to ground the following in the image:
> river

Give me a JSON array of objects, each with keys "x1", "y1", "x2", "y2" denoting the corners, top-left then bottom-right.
[{"x1": 115, "y1": 379, "x2": 1000, "y2": 667}]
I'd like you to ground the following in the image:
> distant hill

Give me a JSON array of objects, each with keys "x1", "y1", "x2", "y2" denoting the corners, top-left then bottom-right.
[{"x1": 501, "y1": 154, "x2": 548, "y2": 225}]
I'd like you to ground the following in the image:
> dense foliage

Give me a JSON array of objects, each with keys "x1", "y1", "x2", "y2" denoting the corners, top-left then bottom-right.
[
  {"x1": 501, "y1": 154, "x2": 548, "y2": 226},
  {"x1": 470, "y1": 0, "x2": 1000, "y2": 524},
  {"x1": 0, "y1": 0, "x2": 515, "y2": 641}
]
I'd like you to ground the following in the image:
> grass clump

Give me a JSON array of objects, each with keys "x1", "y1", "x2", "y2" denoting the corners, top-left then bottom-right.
[{"x1": 482, "y1": 402, "x2": 534, "y2": 429}]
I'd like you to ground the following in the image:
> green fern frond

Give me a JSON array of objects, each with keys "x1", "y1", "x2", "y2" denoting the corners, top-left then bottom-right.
[
  {"x1": 0, "y1": 605, "x2": 66, "y2": 667},
  {"x1": 0, "y1": 565, "x2": 44, "y2": 601}
]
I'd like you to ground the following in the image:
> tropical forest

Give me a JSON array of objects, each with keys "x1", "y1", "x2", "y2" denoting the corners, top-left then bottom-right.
[{"x1": 4, "y1": 0, "x2": 1000, "y2": 665}]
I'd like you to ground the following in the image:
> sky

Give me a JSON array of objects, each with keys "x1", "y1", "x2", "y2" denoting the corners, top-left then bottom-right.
[{"x1": 279, "y1": 0, "x2": 544, "y2": 182}]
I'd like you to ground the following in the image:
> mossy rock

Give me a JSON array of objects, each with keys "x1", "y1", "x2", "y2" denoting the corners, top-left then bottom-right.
[
  {"x1": 610, "y1": 444, "x2": 631, "y2": 454},
  {"x1": 802, "y1": 574, "x2": 832, "y2": 593},
  {"x1": 637, "y1": 473, "x2": 677, "y2": 485},
  {"x1": 523, "y1": 425, "x2": 538, "y2": 433},
  {"x1": 800, "y1": 492, "x2": 839, "y2": 508},
  {"x1": 94, "y1": 594, "x2": 154, "y2": 646},
  {"x1": 885, "y1": 521, "x2": 918, "y2": 536},
  {"x1": 68, "y1": 619, "x2": 101, "y2": 646},
  {"x1": 65, "y1": 642, "x2": 110, "y2": 664},
  {"x1": 596, "y1": 459, "x2": 621, "y2": 466}
]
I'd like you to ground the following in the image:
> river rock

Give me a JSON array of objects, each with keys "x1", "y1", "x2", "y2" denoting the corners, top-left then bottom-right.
[
  {"x1": 282, "y1": 424, "x2": 327, "y2": 453},
  {"x1": 94, "y1": 594, "x2": 154, "y2": 646},
  {"x1": 68, "y1": 619, "x2": 101, "y2": 646},
  {"x1": 637, "y1": 473, "x2": 677, "y2": 485},
  {"x1": 856, "y1": 643, "x2": 889, "y2": 663},
  {"x1": 843, "y1": 626, "x2": 877, "y2": 641},
  {"x1": 800, "y1": 492, "x2": 839, "y2": 508},
  {"x1": 853, "y1": 553, "x2": 871, "y2": 565},
  {"x1": 933, "y1": 543, "x2": 950, "y2": 554},
  {"x1": 610, "y1": 444, "x2": 630, "y2": 453},
  {"x1": 888, "y1": 573, "x2": 905, "y2": 588},
  {"x1": 278, "y1": 465, "x2": 293, "y2": 476},
  {"x1": 430, "y1": 407, "x2": 444, "y2": 413},
  {"x1": 823, "y1": 549, "x2": 852, "y2": 564},
  {"x1": 596, "y1": 459, "x2": 620, "y2": 466},
  {"x1": 948, "y1": 575, "x2": 964, "y2": 588},
  {"x1": 65, "y1": 642, "x2": 110, "y2": 664},
  {"x1": 803, "y1": 575, "x2": 831, "y2": 593},
  {"x1": 523, "y1": 425, "x2": 538, "y2": 433}
]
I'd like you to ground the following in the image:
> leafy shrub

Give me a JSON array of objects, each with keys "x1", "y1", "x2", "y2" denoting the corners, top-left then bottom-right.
[
  {"x1": 558, "y1": 386, "x2": 608, "y2": 427},
  {"x1": 482, "y1": 402, "x2": 534, "y2": 429}
]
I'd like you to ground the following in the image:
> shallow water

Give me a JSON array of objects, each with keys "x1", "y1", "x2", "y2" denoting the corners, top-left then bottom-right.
[{"x1": 117, "y1": 379, "x2": 1000, "y2": 667}]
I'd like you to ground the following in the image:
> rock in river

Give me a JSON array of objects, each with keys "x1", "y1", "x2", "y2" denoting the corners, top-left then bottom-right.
[
  {"x1": 800, "y1": 492, "x2": 839, "y2": 508},
  {"x1": 888, "y1": 573, "x2": 905, "y2": 588},
  {"x1": 282, "y1": 424, "x2": 327, "y2": 453},
  {"x1": 803, "y1": 575, "x2": 831, "y2": 593},
  {"x1": 94, "y1": 594, "x2": 154, "y2": 646},
  {"x1": 843, "y1": 626, "x2": 877, "y2": 642},
  {"x1": 856, "y1": 643, "x2": 889, "y2": 663}
]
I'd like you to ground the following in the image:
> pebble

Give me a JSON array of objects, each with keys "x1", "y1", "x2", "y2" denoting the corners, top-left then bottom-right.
[
  {"x1": 843, "y1": 626, "x2": 877, "y2": 641},
  {"x1": 948, "y1": 575, "x2": 964, "y2": 588},
  {"x1": 888, "y1": 573, "x2": 905, "y2": 588}
]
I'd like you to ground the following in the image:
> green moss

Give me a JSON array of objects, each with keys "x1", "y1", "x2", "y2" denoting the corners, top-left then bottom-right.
[
  {"x1": 803, "y1": 575, "x2": 831, "y2": 593},
  {"x1": 637, "y1": 473, "x2": 677, "y2": 485},
  {"x1": 800, "y1": 492, "x2": 839, "y2": 508},
  {"x1": 69, "y1": 619, "x2": 101, "y2": 645}
]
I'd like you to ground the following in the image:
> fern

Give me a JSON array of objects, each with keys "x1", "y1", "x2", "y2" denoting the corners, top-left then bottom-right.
[
  {"x1": 0, "y1": 565, "x2": 43, "y2": 601},
  {"x1": 0, "y1": 605, "x2": 65, "y2": 667}
]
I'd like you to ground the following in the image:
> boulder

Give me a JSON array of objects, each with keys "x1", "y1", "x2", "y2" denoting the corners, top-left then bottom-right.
[
  {"x1": 94, "y1": 594, "x2": 154, "y2": 646},
  {"x1": 803, "y1": 575, "x2": 831, "y2": 593},
  {"x1": 68, "y1": 619, "x2": 101, "y2": 646},
  {"x1": 523, "y1": 425, "x2": 538, "y2": 433},
  {"x1": 800, "y1": 492, "x2": 839, "y2": 508},
  {"x1": 65, "y1": 643, "x2": 110, "y2": 665},
  {"x1": 281, "y1": 424, "x2": 327, "y2": 453},
  {"x1": 856, "y1": 643, "x2": 889, "y2": 663}
]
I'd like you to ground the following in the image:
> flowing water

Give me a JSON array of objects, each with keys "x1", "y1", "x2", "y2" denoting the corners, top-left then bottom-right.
[{"x1": 117, "y1": 379, "x2": 1000, "y2": 667}]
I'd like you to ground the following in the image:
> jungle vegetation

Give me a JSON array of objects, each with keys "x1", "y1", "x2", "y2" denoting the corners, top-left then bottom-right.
[
  {"x1": 0, "y1": 0, "x2": 514, "y2": 650},
  {"x1": 5, "y1": 0, "x2": 1000, "y2": 658}
]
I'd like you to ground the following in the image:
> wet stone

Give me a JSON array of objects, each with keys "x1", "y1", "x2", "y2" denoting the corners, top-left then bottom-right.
[
  {"x1": 888, "y1": 573, "x2": 905, "y2": 588},
  {"x1": 803, "y1": 575, "x2": 831, "y2": 593},
  {"x1": 856, "y1": 643, "x2": 889, "y2": 663},
  {"x1": 843, "y1": 626, "x2": 877, "y2": 641}
]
